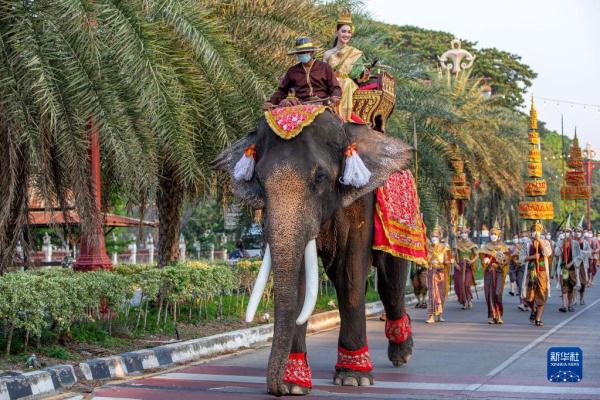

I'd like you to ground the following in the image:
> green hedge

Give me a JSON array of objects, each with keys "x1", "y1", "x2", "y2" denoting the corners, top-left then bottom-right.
[
  {"x1": 0, "y1": 262, "x2": 248, "y2": 356},
  {"x1": 0, "y1": 260, "x2": 376, "y2": 357}
]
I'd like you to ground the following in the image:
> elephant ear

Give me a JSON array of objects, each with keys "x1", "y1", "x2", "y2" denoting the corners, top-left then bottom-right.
[
  {"x1": 211, "y1": 130, "x2": 265, "y2": 209},
  {"x1": 340, "y1": 124, "x2": 412, "y2": 208}
]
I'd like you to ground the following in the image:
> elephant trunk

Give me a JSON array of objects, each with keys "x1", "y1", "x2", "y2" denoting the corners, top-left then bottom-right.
[
  {"x1": 266, "y1": 237, "x2": 303, "y2": 396},
  {"x1": 262, "y1": 167, "x2": 319, "y2": 395}
]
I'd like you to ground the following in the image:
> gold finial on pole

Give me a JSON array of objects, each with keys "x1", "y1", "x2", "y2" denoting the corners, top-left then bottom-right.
[{"x1": 530, "y1": 96, "x2": 538, "y2": 131}]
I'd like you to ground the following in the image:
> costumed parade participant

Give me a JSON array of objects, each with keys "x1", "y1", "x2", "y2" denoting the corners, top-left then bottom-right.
[
  {"x1": 411, "y1": 262, "x2": 428, "y2": 309},
  {"x1": 263, "y1": 37, "x2": 341, "y2": 109},
  {"x1": 590, "y1": 231, "x2": 599, "y2": 286},
  {"x1": 555, "y1": 216, "x2": 582, "y2": 312},
  {"x1": 545, "y1": 231, "x2": 555, "y2": 273},
  {"x1": 509, "y1": 225, "x2": 526, "y2": 310},
  {"x1": 574, "y1": 218, "x2": 590, "y2": 305},
  {"x1": 426, "y1": 220, "x2": 451, "y2": 323},
  {"x1": 479, "y1": 220, "x2": 510, "y2": 324},
  {"x1": 323, "y1": 9, "x2": 370, "y2": 122},
  {"x1": 508, "y1": 233, "x2": 520, "y2": 296},
  {"x1": 552, "y1": 230, "x2": 565, "y2": 281},
  {"x1": 454, "y1": 218, "x2": 478, "y2": 310},
  {"x1": 521, "y1": 221, "x2": 552, "y2": 327}
]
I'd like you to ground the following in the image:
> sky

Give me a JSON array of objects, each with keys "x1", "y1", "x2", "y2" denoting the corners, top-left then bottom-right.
[{"x1": 364, "y1": 0, "x2": 600, "y2": 157}]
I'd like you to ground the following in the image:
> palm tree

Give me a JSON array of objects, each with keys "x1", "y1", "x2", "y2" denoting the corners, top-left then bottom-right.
[
  {"x1": 0, "y1": 0, "x2": 265, "y2": 269},
  {"x1": 0, "y1": 0, "x2": 332, "y2": 270},
  {"x1": 0, "y1": 0, "x2": 155, "y2": 270}
]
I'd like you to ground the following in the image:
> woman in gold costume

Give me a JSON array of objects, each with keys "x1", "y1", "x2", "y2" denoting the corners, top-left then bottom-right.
[
  {"x1": 454, "y1": 219, "x2": 478, "y2": 310},
  {"x1": 479, "y1": 220, "x2": 510, "y2": 324},
  {"x1": 425, "y1": 220, "x2": 451, "y2": 324},
  {"x1": 323, "y1": 9, "x2": 370, "y2": 122}
]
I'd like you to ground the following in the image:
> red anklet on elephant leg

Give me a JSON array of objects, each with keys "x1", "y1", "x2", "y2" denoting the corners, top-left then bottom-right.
[
  {"x1": 335, "y1": 345, "x2": 373, "y2": 372},
  {"x1": 385, "y1": 313, "x2": 412, "y2": 343},
  {"x1": 283, "y1": 352, "x2": 312, "y2": 388}
]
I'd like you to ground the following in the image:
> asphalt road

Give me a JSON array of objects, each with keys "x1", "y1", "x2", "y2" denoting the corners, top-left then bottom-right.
[{"x1": 86, "y1": 278, "x2": 600, "y2": 400}]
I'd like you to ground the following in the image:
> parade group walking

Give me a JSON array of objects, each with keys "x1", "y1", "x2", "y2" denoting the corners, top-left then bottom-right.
[{"x1": 416, "y1": 215, "x2": 599, "y2": 327}]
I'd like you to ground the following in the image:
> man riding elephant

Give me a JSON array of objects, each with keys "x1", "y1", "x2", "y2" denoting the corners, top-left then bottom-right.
[{"x1": 263, "y1": 36, "x2": 341, "y2": 109}]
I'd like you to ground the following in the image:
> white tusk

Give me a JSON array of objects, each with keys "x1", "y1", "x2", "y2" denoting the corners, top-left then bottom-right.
[
  {"x1": 296, "y1": 239, "x2": 319, "y2": 325},
  {"x1": 245, "y1": 244, "x2": 271, "y2": 323}
]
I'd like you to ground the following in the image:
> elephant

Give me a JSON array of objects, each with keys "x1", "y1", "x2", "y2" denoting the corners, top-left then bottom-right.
[{"x1": 213, "y1": 109, "x2": 414, "y2": 396}]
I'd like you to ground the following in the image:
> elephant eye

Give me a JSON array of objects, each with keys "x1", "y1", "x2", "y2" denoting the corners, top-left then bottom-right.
[{"x1": 314, "y1": 168, "x2": 328, "y2": 185}]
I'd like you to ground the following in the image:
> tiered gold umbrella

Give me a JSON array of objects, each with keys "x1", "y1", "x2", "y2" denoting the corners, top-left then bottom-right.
[
  {"x1": 560, "y1": 130, "x2": 591, "y2": 218},
  {"x1": 518, "y1": 98, "x2": 554, "y2": 221}
]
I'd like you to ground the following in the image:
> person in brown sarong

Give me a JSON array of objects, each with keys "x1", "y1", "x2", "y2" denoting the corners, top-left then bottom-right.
[
  {"x1": 574, "y1": 221, "x2": 590, "y2": 305},
  {"x1": 411, "y1": 262, "x2": 428, "y2": 308},
  {"x1": 454, "y1": 218, "x2": 478, "y2": 310},
  {"x1": 479, "y1": 219, "x2": 510, "y2": 324},
  {"x1": 426, "y1": 220, "x2": 451, "y2": 323},
  {"x1": 590, "y1": 231, "x2": 600, "y2": 286},
  {"x1": 522, "y1": 221, "x2": 551, "y2": 327},
  {"x1": 555, "y1": 216, "x2": 581, "y2": 312}
]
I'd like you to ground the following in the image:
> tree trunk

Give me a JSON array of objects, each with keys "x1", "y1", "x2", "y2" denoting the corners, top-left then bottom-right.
[
  {"x1": 143, "y1": 300, "x2": 149, "y2": 331},
  {"x1": 0, "y1": 135, "x2": 30, "y2": 274},
  {"x1": 5, "y1": 324, "x2": 14, "y2": 356},
  {"x1": 157, "y1": 165, "x2": 184, "y2": 267}
]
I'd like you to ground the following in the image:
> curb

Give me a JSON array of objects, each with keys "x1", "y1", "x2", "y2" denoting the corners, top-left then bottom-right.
[
  {"x1": 0, "y1": 365, "x2": 76, "y2": 400},
  {"x1": 3, "y1": 280, "x2": 483, "y2": 399},
  {"x1": 79, "y1": 324, "x2": 274, "y2": 380}
]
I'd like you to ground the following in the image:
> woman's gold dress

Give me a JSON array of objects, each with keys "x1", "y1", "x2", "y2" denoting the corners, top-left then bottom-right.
[{"x1": 323, "y1": 45, "x2": 365, "y2": 121}]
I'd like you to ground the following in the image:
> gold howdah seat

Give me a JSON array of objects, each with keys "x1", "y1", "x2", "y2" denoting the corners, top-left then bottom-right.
[{"x1": 352, "y1": 71, "x2": 396, "y2": 133}]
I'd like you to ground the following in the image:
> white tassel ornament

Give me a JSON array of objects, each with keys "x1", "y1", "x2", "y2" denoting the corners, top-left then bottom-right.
[
  {"x1": 340, "y1": 143, "x2": 371, "y2": 188},
  {"x1": 233, "y1": 144, "x2": 256, "y2": 181}
]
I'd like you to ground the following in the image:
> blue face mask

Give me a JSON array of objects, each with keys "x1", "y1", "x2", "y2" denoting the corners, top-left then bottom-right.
[{"x1": 296, "y1": 53, "x2": 312, "y2": 64}]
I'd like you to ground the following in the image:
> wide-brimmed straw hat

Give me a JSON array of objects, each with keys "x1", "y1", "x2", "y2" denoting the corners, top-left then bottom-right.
[{"x1": 288, "y1": 36, "x2": 321, "y2": 55}]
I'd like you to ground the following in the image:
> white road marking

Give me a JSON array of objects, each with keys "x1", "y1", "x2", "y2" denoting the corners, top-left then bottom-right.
[
  {"x1": 93, "y1": 398, "x2": 142, "y2": 400},
  {"x1": 154, "y1": 373, "x2": 600, "y2": 396},
  {"x1": 486, "y1": 297, "x2": 600, "y2": 377}
]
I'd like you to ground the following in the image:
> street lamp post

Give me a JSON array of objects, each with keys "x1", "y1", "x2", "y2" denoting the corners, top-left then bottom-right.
[
  {"x1": 438, "y1": 39, "x2": 475, "y2": 75},
  {"x1": 582, "y1": 143, "x2": 598, "y2": 230}
]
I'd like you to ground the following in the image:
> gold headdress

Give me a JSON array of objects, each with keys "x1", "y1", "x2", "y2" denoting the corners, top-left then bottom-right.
[
  {"x1": 564, "y1": 214, "x2": 572, "y2": 231},
  {"x1": 490, "y1": 218, "x2": 502, "y2": 236},
  {"x1": 530, "y1": 220, "x2": 544, "y2": 233},
  {"x1": 431, "y1": 217, "x2": 442, "y2": 237},
  {"x1": 576, "y1": 215, "x2": 585, "y2": 232},
  {"x1": 337, "y1": 8, "x2": 353, "y2": 26},
  {"x1": 458, "y1": 216, "x2": 470, "y2": 233}
]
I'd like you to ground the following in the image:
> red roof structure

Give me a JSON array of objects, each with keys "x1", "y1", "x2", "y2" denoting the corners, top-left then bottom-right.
[
  {"x1": 27, "y1": 187, "x2": 156, "y2": 228},
  {"x1": 27, "y1": 210, "x2": 156, "y2": 228}
]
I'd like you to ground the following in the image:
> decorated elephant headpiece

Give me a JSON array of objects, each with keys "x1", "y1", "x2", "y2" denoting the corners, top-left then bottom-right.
[{"x1": 212, "y1": 111, "x2": 412, "y2": 211}]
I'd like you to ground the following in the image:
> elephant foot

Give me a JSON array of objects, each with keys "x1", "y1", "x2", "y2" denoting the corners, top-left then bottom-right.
[
  {"x1": 388, "y1": 336, "x2": 413, "y2": 367},
  {"x1": 333, "y1": 369, "x2": 374, "y2": 386},
  {"x1": 281, "y1": 381, "x2": 311, "y2": 396},
  {"x1": 277, "y1": 352, "x2": 312, "y2": 396}
]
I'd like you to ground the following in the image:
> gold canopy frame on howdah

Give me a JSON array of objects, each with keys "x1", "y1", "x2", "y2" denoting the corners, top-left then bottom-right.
[{"x1": 352, "y1": 71, "x2": 396, "y2": 133}]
